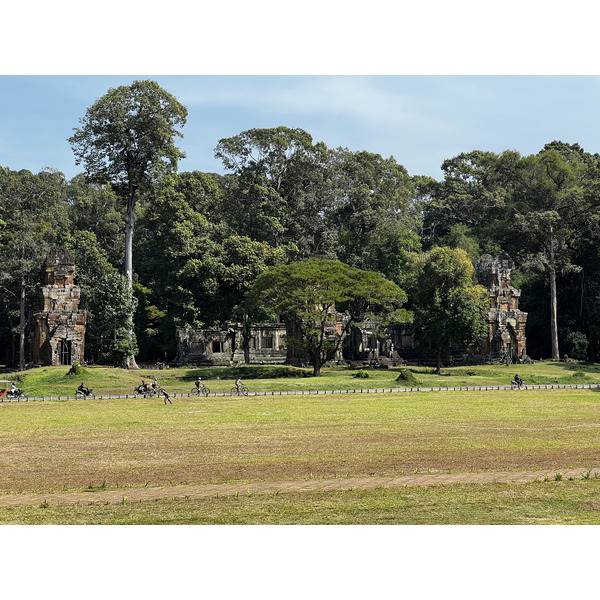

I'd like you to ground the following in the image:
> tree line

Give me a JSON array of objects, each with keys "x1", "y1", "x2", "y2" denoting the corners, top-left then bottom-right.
[{"x1": 1, "y1": 80, "x2": 599, "y2": 369}]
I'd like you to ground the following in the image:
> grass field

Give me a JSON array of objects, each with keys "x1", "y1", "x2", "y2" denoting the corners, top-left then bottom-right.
[
  {"x1": 4, "y1": 359, "x2": 600, "y2": 397},
  {"x1": 1, "y1": 361, "x2": 600, "y2": 524},
  {"x1": 3, "y1": 480, "x2": 600, "y2": 525}
]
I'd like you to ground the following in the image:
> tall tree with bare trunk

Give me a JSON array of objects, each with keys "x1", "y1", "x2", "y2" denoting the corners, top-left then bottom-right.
[{"x1": 69, "y1": 80, "x2": 187, "y2": 368}]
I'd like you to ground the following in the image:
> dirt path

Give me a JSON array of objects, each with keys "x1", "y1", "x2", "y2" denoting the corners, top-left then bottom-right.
[{"x1": 1, "y1": 468, "x2": 596, "y2": 508}]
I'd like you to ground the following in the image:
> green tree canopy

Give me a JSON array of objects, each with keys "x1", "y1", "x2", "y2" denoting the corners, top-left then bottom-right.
[
  {"x1": 135, "y1": 175, "x2": 287, "y2": 332},
  {"x1": 66, "y1": 175, "x2": 125, "y2": 268},
  {"x1": 0, "y1": 167, "x2": 69, "y2": 369},
  {"x1": 492, "y1": 142, "x2": 595, "y2": 359},
  {"x1": 412, "y1": 246, "x2": 489, "y2": 374},
  {"x1": 244, "y1": 258, "x2": 409, "y2": 376},
  {"x1": 215, "y1": 126, "x2": 333, "y2": 257},
  {"x1": 427, "y1": 142, "x2": 600, "y2": 360},
  {"x1": 68, "y1": 80, "x2": 188, "y2": 368},
  {"x1": 327, "y1": 149, "x2": 420, "y2": 286}
]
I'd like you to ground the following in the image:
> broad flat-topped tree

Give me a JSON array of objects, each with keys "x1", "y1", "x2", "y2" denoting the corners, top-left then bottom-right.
[
  {"x1": 244, "y1": 258, "x2": 409, "y2": 376},
  {"x1": 69, "y1": 80, "x2": 187, "y2": 368}
]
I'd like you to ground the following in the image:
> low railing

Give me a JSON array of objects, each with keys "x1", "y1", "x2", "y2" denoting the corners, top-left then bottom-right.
[{"x1": 2, "y1": 382, "x2": 599, "y2": 402}]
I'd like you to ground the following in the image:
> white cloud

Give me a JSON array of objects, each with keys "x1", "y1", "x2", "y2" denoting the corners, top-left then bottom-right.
[{"x1": 173, "y1": 76, "x2": 453, "y2": 137}]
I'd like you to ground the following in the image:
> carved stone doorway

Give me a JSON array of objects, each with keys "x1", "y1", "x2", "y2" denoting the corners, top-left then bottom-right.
[{"x1": 59, "y1": 340, "x2": 72, "y2": 366}]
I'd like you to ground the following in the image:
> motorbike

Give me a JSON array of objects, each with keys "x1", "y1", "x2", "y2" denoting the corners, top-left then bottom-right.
[
  {"x1": 510, "y1": 379, "x2": 527, "y2": 390},
  {"x1": 134, "y1": 383, "x2": 156, "y2": 396},
  {"x1": 0, "y1": 380, "x2": 25, "y2": 399}
]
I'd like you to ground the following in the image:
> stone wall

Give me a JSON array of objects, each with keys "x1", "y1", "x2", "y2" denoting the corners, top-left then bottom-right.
[
  {"x1": 343, "y1": 318, "x2": 414, "y2": 362},
  {"x1": 175, "y1": 322, "x2": 287, "y2": 365},
  {"x1": 284, "y1": 309, "x2": 351, "y2": 365}
]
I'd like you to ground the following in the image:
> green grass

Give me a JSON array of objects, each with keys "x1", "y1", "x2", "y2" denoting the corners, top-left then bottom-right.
[
  {"x1": 1, "y1": 384, "x2": 600, "y2": 521},
  {"x1": 2, "y1": 362, "x2": 600, "y2": 524},
  {"x1": 4, "y1": 360, "x2": 600, "y2": 397},
  {"x1": 2, "y1": 479, "x2": 600, "y2": 524}
]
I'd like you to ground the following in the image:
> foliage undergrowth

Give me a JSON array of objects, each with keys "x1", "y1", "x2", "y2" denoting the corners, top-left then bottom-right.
[
  {"x1": 184, "y1": 365, "x2": 311, "y2": 380},
  {"x1": 354, "y1": 369, "x2": 370, "y2": 379},
  {"x1": 395, "y1": 368, "x2": 420, "y2": 385},
  {"x1": 66, "y1": 362, "x2": 88, "y2": 378}
]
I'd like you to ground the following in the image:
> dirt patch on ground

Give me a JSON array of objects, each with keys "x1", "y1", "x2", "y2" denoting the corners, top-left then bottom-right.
[{"x1": 0, "y1": 467, "x2": 596, "y2": 508}]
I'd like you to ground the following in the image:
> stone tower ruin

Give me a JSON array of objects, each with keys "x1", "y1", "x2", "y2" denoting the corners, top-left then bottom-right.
[
  {"x1": 32, "y1": 248, "x2": 86, "y2": 366},
  {"x1": 475, "y1": 252, "x2": 527, "y2": 362}
]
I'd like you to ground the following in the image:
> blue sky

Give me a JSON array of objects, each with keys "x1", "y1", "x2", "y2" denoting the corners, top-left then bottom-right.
[
  {"x1": 2, "y1": 75, "x2": 600, "y2": 181},
  {"x1": 4, "y1": 2, "x2": 600, "y2": 184}
]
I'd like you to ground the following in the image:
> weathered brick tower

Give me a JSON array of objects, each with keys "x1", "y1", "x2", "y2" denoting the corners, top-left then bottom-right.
[
  {"x1": 475, "y1": 252, "x2": 527, "y2": 362},
  {"x1": 32, "y1": 248, "x2": 86, "y2": 366}
]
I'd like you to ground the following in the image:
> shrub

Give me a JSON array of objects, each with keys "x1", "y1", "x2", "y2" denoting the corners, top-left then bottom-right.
[
  {"x1": 66, "y1": 362, "x2": 87, "y2": 378},
  {"x1": 354, "y1": 370, "x2": 370, "y2": 379},
  {"x1": 189, "y1": 365, "x2": 310, "y2": 380},
  {"x1": 396, "y1": 369, "x2": 419, "y2": 385},
  {"x1": 564, "y1": 331, "x2": 588, "y2": 361}
]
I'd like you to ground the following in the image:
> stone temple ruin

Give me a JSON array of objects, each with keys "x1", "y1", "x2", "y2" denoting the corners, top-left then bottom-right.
[
  {"x1": 475, "y1": 252, "x2": 528, "y2": 363},
  {"x1": 175, "y1": 322, "x2": 287, "y2": 365},
  {"x1": 31, "y1": 248, "x2": 86, "y2": 366},
  {"x1": 174, "y1": 252, "x2": 528, "y2": 367},
  {"x1": 24, "y1": 248, "x2": 527, "y2": 368}
]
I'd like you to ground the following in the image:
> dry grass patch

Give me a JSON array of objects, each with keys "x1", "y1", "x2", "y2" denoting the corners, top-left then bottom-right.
[
  {"x1": 2, "y1": 479, "x2": 600, "y2": 525},
  {"x1": 1, "y1": 388, "x2": 600, "y2": 498}
]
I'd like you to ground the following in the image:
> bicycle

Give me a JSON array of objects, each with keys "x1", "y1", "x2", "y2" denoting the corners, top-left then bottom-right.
[
  {"x1": 76, "y1": 388, "x2": 95, "y2": 399},
  {"x1": 190, "y1": 385, "x2": 211, "y2": 396},
  {"x1": 510, "y1": 379, "x2": 527, "y2": 390},
  {"x1": 231, "y1": 385, "x2": 249, "y2": 396}
]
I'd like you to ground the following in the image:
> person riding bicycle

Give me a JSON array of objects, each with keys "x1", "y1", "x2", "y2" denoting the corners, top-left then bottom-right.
[
  {"x1": 140, "y1": 379, "x2": 150, "y2": 393},
  {"x1": 195, "y1": 376, "x2": 203, "y2": 390},
  {"x1": 514, "y1": 374, "x2": 524, "y2": 389},
  {"x1": 77, "y1": 382, "x2": 90, "y2": 396},
  {"x1": 235, "y1": 377, "x2": 243, "y2": 392},
  {"x1": 152, "y1": 378, "x2": 158, "y2": 391}
]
